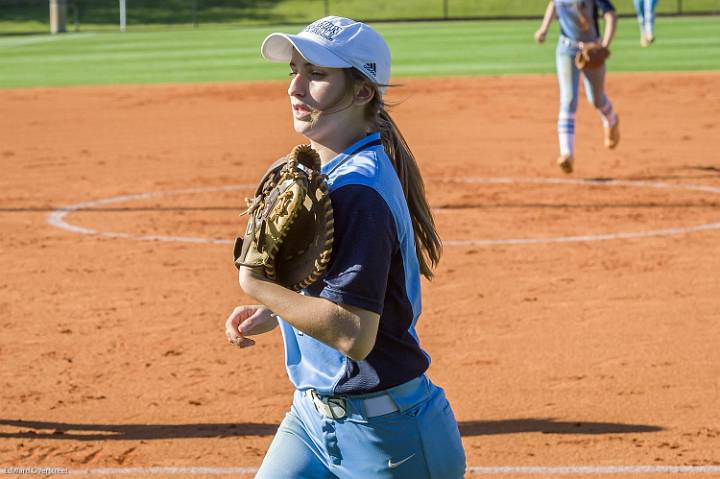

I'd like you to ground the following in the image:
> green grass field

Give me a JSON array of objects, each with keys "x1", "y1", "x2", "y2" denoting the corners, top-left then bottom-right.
[
  {"x1": 1, "y1": 0, "x2": 719, "y2": 33},
  {"x1": 1, "y1": 16, "x2": 719, "y2": 88}
]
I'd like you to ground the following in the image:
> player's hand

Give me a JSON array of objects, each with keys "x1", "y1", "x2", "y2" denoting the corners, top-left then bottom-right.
[
  {"x1": 225, "y1": 305, "x2": 277, "y2": 348},
  {"x1": 534, "y1": 29, "x2": 547, "y2": 44}
]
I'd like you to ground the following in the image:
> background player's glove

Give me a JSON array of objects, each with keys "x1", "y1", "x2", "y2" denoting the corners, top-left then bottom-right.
[
  {"x1": 234, "y1": 145, "x2": 334, "y2": 291},
  {"x1": 575, "y1": 42, "x2": 610, "y2": 70}
]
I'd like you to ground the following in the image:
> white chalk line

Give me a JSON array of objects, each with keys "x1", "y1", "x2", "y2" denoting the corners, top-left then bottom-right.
[
  {"x1": 54, "y1": 465, "x2": 720, "y2": 475},
  {"x1": 46, "y1": 178, "x2": 720, "y2": 246},
  {"x1": 47, "y1": 184, "x2": 253, "y2": 245}
]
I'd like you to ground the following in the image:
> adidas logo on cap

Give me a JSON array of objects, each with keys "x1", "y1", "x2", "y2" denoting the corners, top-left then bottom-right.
[{"x1": 363, "y1": 63, "x2": 377, "y2": 78}]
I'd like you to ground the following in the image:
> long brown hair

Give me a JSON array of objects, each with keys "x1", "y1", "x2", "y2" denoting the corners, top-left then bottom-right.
[{"x1": 347, "y1": 69, "x2": 442, "y2": 279}]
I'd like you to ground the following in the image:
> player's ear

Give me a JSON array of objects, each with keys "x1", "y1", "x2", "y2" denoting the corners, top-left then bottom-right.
[{"x1": 354, "y1": 81, "x2": 375, "y2": 106}]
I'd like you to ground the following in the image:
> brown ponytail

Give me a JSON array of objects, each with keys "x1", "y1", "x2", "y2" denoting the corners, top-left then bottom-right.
[
  {"x1": 347, "y1": 69, "x2": 442, "y2": 279},
  {"x1": 378, "y1": 108, "x2": 442, "y2": 279}
]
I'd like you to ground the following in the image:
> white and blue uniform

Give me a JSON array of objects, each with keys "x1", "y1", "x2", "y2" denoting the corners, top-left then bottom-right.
[
  {"x1": 554, "y1": 0, "x2": 618, "y2": 158},
  {"x1": 634, "y1": 0, "x2": 658, "y2": 40},
  {"x1": 256, "y1": 133, "x2": 466, "y2": 478}
]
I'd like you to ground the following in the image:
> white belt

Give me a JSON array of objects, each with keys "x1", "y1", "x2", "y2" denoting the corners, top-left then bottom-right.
[
  {"x1": 306, "y1": 389, "x2": 399, "y2": 420},
  {"x1": 560, "y1": 35, "x2": 581, "y2": 48},
  {"x1": 560, "y1": 35, "x2": 602, "y2": 49}
]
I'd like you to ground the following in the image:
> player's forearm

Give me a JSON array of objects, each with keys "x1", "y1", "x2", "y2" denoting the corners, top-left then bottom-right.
[
  {"x1": 238, "y1": 269, "x2": 375, "y2": 359},
  {"x1": 539, "y1": 1, "x2": 556, "y2": 32},
  {"x1": 602, "y1": 11, "x2": 618, "y2": 47}
]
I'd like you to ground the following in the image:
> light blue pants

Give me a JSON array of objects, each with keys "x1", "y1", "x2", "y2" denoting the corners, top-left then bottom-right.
[
  {"x1": 556, "y1": 48, "x2": 614, "y2": 156},
  {"x1": 634, "y1": 0, "x2": 659, "y2": 36},
  {"x1": 256, "y1": 375, "x2": 466, "y2": 479}
]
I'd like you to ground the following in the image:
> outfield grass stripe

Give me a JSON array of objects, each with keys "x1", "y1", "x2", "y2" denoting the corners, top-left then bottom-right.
[
  {"x1": 4, "y1": 47, "x2": 259, "y2": 64},
  {"x1": 1, "y1": 17, "x2": 718, "y2": 88},
  {"x1": 0, "y1": 33, "x2": 99, "y2": 49},
  {"x1": 1, "y1": 36, "x2": 258, "y2": 53},
  {"x1": 394, "y1": 63, "x2": 553, "y2": 74}
]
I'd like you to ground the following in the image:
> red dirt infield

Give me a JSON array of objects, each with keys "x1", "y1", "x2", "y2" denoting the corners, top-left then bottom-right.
[{"x1": 1, "y1": 72, "x2": 719, "y2": 478}]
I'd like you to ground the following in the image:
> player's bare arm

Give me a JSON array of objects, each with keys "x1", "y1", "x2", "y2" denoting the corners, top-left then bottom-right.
[
  {"x1": 535, "y1": 1, "x2": 556, "y2": 43},
  {"x1": 238, "y1": 266, "x2": 380, "y2": 360},
  {"x1": 601, "y1": 10, "x2": 618, "y2": 47}
]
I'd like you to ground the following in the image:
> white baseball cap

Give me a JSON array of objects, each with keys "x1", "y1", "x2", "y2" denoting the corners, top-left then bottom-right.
[{"x1": 261, "y1": 16, "x2": 391, "y2": 90}]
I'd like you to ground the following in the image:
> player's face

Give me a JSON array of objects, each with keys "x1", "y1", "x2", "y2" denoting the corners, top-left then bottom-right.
[{"x1": 287, "y1": 49, "x2": 354, "y2": 140}]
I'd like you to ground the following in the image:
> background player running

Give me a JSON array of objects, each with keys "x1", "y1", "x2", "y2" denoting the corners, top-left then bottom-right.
[{"x1": 535, "y1": 0, "x2": 620, "y2": 174}]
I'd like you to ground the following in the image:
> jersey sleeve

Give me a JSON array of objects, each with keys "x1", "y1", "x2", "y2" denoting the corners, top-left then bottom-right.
[
  {"x1": 305, "y1": 184, "x2": 397, "y2": 315},
  {"x1": 596, "y1": 0, "x2": 616, "y2": 13}
]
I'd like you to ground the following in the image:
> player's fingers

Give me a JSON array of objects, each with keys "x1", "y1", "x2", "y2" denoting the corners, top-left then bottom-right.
[
  {"x1": 225, "y1": 305, "x2": 256, "y2": 330},
  {"x1": 237, "y1": 308, "x2": 270, "y2": 336},
  {"x1": 237, "y1": 317, "x2": 255, "y2": 336},
  {"x1": 225, "y1": 324, "x2": 239, "y2": 342},
  {"x1": 225, "y1": 323, "x2": 256, "y2": 348},
  {"x1": 225, "y1": 306, "x2": 255, "y2": 343},
  {"x1": 227, "y1": 334, "x2": 256, "y2": 349}
]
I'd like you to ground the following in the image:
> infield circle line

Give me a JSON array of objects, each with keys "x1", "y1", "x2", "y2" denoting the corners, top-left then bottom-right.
[{"x1": 46, "y1": 177, "x2": 720, "y2": 246}]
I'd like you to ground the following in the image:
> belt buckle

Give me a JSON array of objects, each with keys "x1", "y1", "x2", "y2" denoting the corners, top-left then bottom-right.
[
  {"x1": 561, "y1": 36, "x2": 578, "y2": 49},
  {"x1": 309, "y1": 390, "x2": 347, "y2": 420}
]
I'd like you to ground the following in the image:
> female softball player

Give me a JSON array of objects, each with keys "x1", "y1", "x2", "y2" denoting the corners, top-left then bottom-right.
[
  {"x1": 535, "y1": 0, "x2": 620, "y2": 173},
  {"x1": 634, "y1": 0, "x2": 659, "y2": 47},
  {"x1": 224, "y1": 16, "x2": 466, "y2": 479}
]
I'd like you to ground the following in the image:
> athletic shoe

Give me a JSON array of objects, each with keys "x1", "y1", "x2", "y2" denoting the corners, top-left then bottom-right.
[
  {"x1": 604, "y1": 117, "x2": 620, "y2": 149},
  {"x1": 641, "y1": 32, "x2": 655, "y2": 47},
  {"x1": 557, "y1": 154, "x2": 574, "y2": 174}
]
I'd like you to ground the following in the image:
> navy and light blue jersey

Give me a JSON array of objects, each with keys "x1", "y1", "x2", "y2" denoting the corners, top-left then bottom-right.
[
  {"x1": 277, "y1": 132, "x2": 430, "y2": 395},
  {"x1": 555, "y1": 0, "x2": 615, "y2": 54}
]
